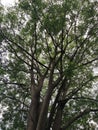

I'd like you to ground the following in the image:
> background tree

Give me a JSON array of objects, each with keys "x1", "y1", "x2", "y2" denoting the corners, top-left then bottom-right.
[{"x1": 0, "y1": 0, "x2": 98, "y2": 130}]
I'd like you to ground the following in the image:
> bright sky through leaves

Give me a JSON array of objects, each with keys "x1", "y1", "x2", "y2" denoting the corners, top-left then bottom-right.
[{"x1": 1, "y1": 0, "x2": 17, "y2": 6}]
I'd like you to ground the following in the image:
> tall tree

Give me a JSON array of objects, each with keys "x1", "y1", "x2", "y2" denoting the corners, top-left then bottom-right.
[{"x1": 0, "y1": 0, "x2": 98, "y2": 130}]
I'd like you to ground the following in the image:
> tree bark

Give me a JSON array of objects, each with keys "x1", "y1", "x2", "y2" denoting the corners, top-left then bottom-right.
[
  {"x1": 27, "y1": 91, "x2": 40, "y2": 130},
  {"x1": 36, "y1": 88, "x2": 52, "y2": 130},
  {"x1": 52, "y1": 104, "x2": 63, "y2": 130}
]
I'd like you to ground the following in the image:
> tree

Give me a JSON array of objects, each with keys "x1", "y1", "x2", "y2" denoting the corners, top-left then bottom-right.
[{"x1": 0, "y1": 0, "x2": 98, "y2": 130}]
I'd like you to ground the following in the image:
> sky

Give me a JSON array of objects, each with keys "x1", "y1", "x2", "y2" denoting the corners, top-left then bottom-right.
[{"x1": 1, "y1": 0, "x2": 17, "y2": 6}]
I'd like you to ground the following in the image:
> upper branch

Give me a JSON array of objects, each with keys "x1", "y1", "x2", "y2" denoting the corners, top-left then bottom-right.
[{"x1": 0, "y1": 28, "x2": 48, "y2": 69}]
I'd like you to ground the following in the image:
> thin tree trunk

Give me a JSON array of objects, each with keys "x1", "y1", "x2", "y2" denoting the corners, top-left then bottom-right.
[
  {"x1": 52, "y1": 105, "x2": 63, "y2": 130},
  {"x1": 36, "y1": 88, "x2": 52, "y2": 130}
]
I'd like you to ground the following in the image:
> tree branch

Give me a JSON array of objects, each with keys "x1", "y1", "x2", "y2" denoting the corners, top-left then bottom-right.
[
  {"x1": 72, "y1": 96, "x2": 98, "y2": 103},
  {"x1": 61, "y1": 108, "x2": 98, "y2": 130},
  {"x1": 8, "y1": 42, "x2": 31, "y2": 67},
  {"x1": 0, "y1": 28, "x2": 48, "y2": 69},
  {"x1": 1, "y1": 93, "x2": 29, "y2": 108}
]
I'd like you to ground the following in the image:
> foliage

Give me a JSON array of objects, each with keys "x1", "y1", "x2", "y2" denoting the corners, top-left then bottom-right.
[{"x1": 0, "y1": 0, "x2": 98, "y2": 130}]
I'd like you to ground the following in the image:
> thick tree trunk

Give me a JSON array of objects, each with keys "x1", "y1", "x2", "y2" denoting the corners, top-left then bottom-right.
[{"x1": 27, "y1": 91, "x2": 40, "y2": 130}]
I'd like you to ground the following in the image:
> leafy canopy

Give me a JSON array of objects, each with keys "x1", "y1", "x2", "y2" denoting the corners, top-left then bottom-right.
[{"x1": 0, "y1": 0, "x2": 98, "y2": 130}]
